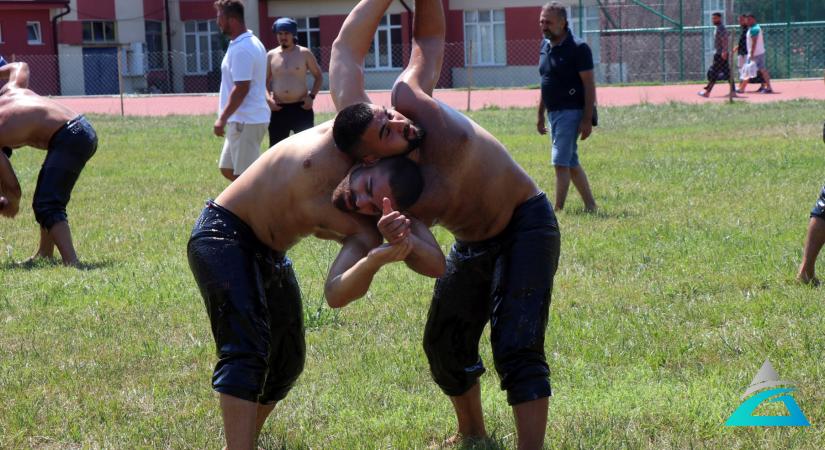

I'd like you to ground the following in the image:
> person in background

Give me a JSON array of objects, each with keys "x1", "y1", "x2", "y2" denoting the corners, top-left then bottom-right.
[
  {"x1": 536, "y1": 2, "x2": 597, "y2": 212},
  {"x1": 214, "y1": 0, "x2": 270, "y2": 181},
  {"x1": 266, "y1": 17, "x2": 323, "y2": 147},
  {"x1": 699, "y1": 12, "x2": 735, "y2": 98},
  {"x1": 737, "y1": 13, "x2": 772, "y2": 94}
]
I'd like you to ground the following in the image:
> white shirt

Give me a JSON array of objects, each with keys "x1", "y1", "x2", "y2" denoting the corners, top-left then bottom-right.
[
  {"x1": 219, "y1": 30, "x2": 270, "y2": 124},
  {"x1": 746, "y1": 24, "x2": 765, "y2": 57}
]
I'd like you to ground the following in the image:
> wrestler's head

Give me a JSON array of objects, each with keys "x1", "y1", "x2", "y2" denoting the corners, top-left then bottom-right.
[
  {"x1": 332, "y1": 156, "x2": 424, "y2": 216},
  {"x1": 333, "y1": 102, "x2": 425, "y2": 162}
]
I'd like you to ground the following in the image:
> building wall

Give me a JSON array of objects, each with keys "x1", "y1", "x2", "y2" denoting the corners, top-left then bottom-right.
[{"x1": 0, "y1": 8, "x2": 61, "y2": 95}]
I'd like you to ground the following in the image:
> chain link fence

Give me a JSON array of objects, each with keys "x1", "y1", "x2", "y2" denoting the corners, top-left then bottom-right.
[{"x1": 4, "y1": 16, "x2": 823, "y2": 97}]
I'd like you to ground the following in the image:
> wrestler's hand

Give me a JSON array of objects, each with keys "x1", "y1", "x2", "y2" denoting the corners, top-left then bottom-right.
[
  {"x1": 377, "y1": 197, "x2": 410, "y2": 244},
  {"x1": 0, "y1": 195, "x2": 18, "y2": 218},
  {"x1": 367, "y1": 238, "x2": 413, "y2": 265},
  {"x1": 213, "y1": 117, "x2": 227, "y2": 137}
]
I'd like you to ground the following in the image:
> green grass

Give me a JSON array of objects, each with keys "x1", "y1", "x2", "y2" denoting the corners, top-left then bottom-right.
[{"x1": 1, "y1": 100, "x2": 824, "y2": 448}]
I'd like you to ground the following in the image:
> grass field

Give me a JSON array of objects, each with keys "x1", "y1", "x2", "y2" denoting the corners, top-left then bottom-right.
[{"x1": 1, "y1": 100, "x2": 824, "y2": 448}]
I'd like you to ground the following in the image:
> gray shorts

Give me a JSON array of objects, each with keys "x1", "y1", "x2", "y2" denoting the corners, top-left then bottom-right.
[
  {"x1": 751, "y1": 53, "x2": 767, "y2": 70},
  {"x1": 218, "y1": 122, "x2": 267, "y2": 176}
]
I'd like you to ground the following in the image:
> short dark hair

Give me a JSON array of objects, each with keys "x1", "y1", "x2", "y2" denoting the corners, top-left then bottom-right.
[
  {"x1": 746, "y1": 12, "x2": 756, "y2": 19},
  {"x1": 214, "y1": 0, "x2": 244, "y2": 22},
  {"x1": 333, "y1": 102, "x2": 374, "y2": 157},
  {"x1": 382, "y1": 157, "x2": 424, "y2": 210},
  {"x1": 712, "y1": 12, "x2": 722, "y2": 18},
  {"x1": 542, "y1": 2, "x2": 568, "y2": 22}
]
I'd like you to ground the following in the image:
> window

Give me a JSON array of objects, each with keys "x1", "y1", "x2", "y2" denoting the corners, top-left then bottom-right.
[
  {"x1": 145, "y1": 21, "x2": 164, "y2": 70},
  {"x1": 27, "y1": 21, "x2": 42, "y2": 45},
  {"x1": 295, "y1": 17, "x2": 321, "y2": 62},
  {"x1": 702, "y1": 0, "x2": 726, "y2": 69},
  {"x1": 365, "y1": 14, "x2": 402, "y2": 70},
  {"x1": 184, "y1": 20, "x2": 223, "y2": 74},
  {"x1": 82, "y1": 21, "x2": 117, "y2": 43},
  {"x1": 464, "y1": 10, "x2": 505, "y2": 66},
  {"x1": 569, "y1": 6, "x2": 601, "y2": 64}
]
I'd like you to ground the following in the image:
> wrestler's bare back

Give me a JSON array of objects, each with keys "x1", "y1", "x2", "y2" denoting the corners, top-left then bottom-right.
[
  {"x1": 0, "y1": 87, "x2": 75, "y2": 150},
  {"x1": 216, "y1": 120, "x2": 368, "y2": 252}
]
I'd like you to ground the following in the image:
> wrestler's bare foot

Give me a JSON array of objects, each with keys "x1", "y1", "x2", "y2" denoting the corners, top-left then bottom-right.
[
  {"x1": 796, "y1": 271, "x2": 820, "y2": 287},
  {"x1": 429, "y1": 433, "x2": 488, "y2": 449},
  {"x1": 19, "y1": 253, "x2": 57, "y2": 266}
]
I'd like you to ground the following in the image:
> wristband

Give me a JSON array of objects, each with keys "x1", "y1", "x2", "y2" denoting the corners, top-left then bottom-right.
[{"x1": 308, "y1": 93, "x2": 316, "y2": 100}]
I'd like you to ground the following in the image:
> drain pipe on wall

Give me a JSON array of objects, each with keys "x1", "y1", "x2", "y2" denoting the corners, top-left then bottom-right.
[{"x1": 52, "y1": 2, "x2": 72, "y2": 95}]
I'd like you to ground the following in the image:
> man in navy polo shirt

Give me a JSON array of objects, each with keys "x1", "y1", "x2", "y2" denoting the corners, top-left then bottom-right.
[{"x1": 536, "y1": 2, "x2": 597, "y2": 212}]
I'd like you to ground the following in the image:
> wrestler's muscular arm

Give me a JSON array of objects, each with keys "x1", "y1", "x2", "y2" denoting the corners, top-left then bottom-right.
[
  {"x1": 324, "y1": 229, "x2": 411, "y2": 308},
  {"x1": 330, "y1": 0, "x2": 393, "y2": 110},
  {"x1": 0, "y1": 62, "x2": 30, "y2": 90},
  {"x1": 0, "y1": 153, "x2": 21, "y2": 218},
  {"x1": 393, "y1": 0, "x2": 445, "y2": 98}
]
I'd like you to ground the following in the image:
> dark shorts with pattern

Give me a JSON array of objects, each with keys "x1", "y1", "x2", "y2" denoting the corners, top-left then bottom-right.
[
  {"x1": 811, "y1": 185, "x2": 825, "y2": 220},
  {"x1": 423, "y1": 192, "x2": 561, "y2": 405},
  {"x1": 268, "y1": 102, "x2": 314, "y2": 147},
  {"x1": 33, "y1": 115, "x2": 97, "y2": 229},
  {"x1": 187, "y1": 200, "x2": 305, "y2": 404}
]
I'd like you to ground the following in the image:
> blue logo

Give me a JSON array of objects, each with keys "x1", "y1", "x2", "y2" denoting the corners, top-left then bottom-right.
[{"x1": 725, "y1": 359, "x2": 810, "y2": 427}]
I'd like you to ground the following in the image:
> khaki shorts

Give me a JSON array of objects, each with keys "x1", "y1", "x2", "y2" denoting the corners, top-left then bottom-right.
[{"x1": 218, "y1": 122, "x2": 267, "y2": 176}]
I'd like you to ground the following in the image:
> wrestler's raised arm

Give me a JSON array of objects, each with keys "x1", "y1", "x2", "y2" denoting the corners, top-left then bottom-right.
[
  {"x1": 0, "y1": 62, "x2": 30, "y2": 91},
  {"x1": 330, "y1": 0, "x2": 393, "y2": 110},
  {"x1": 393, "y1": 0, "x2": 445, "y2": 98}
]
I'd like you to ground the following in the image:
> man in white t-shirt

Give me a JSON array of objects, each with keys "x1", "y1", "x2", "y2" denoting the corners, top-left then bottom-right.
[
  {"x1": 737, "y1": 13, "x2": 773, "y2": 94},
  {"x1": 214, "y1": 0, "x2": 269, "y2": 181}
]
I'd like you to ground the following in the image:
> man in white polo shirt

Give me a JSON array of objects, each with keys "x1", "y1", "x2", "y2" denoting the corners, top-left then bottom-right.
[
  {"x1": 737, "y1": 13, "x2": 773, "y2": 94},
  {"x1": 213, "y1": 0, "x2": 269, "y2": 181}
]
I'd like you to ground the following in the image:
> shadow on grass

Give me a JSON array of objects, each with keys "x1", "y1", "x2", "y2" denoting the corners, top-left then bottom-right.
[
  {"x1": 559, "y1": 207, "x2": 639, "y2": 219},
  {"x1": 0, "y1": 258, "x2": 116, "y2": 271}
]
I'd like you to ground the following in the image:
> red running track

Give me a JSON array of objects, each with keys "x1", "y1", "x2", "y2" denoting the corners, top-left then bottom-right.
[{"x1": 56, "y1": 79, "x2": 824, "y2": 117}]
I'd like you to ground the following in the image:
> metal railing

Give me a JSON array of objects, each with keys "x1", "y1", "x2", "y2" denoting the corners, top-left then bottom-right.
[{"x1": 4, "y1": 23, "x2": 823, "y2": 98}]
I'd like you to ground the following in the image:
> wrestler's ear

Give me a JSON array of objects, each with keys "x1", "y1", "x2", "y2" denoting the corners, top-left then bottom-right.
[{"x1": 362, "y1": 155, "x2": 379, "y2": 166}]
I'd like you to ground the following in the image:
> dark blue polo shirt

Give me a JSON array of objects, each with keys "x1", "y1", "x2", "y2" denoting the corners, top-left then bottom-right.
[{"x1": 539, "y1": 31, "x2": 593, "y2": 111}]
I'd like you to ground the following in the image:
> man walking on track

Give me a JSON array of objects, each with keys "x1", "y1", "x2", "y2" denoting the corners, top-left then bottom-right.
[{"x1": 699, "y1": 12, "x2": 735, "y2": 98}]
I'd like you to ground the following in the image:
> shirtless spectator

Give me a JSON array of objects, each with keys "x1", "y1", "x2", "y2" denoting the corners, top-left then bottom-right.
[
  {"x1": 266, "y1": 17, "x2": 323, "y2": 147},
  {"x1": 0, "y1": 61, "x2": 97, "y2": 266}
]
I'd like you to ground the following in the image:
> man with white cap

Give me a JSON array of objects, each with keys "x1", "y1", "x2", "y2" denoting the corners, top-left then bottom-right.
[{"x1": 266, "y1": 17, "x2": 323, "y2": 147}]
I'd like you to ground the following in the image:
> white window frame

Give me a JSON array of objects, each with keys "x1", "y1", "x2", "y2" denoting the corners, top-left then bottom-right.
[
  {"x1": 703, "y1": 0, "x2": 726, "y2": 69},
  {"x1": 145, "y1": 20, "x2": 165, "y2": 70},
  {"x1": 184, "y1": 20, "x2": 221, "y2": 75},
  {"x1": 569, "y1": 5, "x2": 601, "y2": 65},
  {"x1": 27, "y1": 21, "x2": 42, "y2": 45},
  {"x1": 82, "y1": 21, "x2": 117, "y2": 43},
  {"x1": 295, "y1": 17, "x2": 320, "y2": 49},
  {"x1": 463, "y1": 9, "x2": 506, "y2": 67},
  {"x1": 365, "y1": 14, "x2": 402, "y2": 71}
]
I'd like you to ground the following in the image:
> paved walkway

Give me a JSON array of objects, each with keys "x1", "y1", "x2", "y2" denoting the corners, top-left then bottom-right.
[{"x1": 56, "y1": 79, "x2": 824, "y2": 116}]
